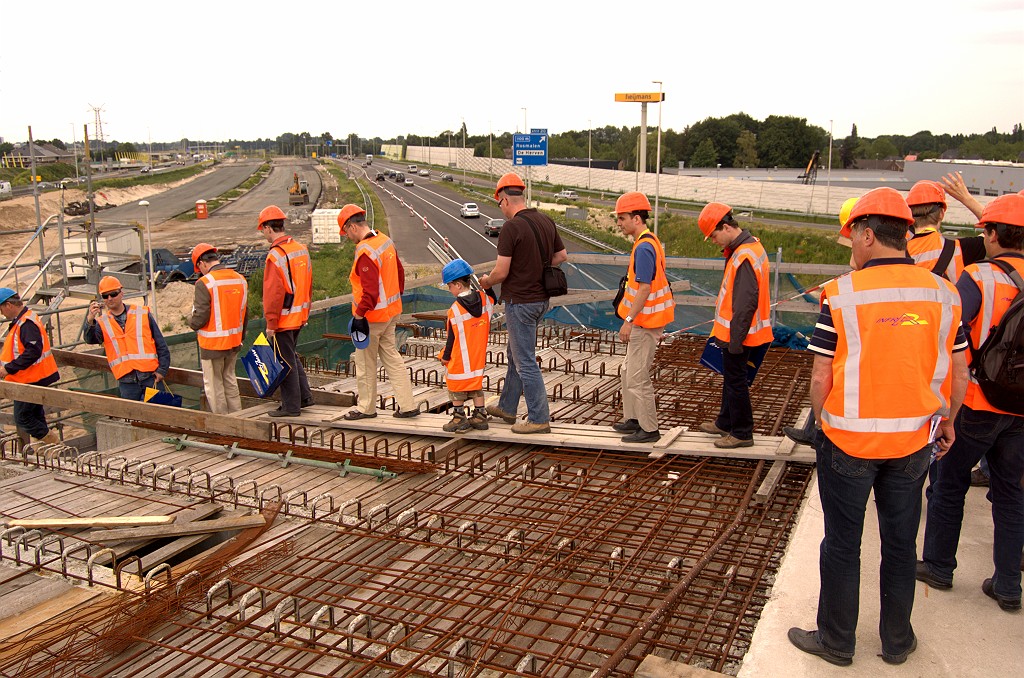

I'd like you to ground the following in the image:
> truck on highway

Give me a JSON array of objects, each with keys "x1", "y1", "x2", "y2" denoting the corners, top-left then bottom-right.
[{"x1": 366, "y1": 154, "x2": 373, "y2": 165}]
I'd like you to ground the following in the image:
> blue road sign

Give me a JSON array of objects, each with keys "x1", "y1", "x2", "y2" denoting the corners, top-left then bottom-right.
[{"x1": 513, "y1": 133, "x2": 548, "y2": 167}]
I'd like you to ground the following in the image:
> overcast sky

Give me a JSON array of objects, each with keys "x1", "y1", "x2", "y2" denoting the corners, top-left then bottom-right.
[{"x1": 2, "y1": 1, "x2": 1022, "y2": 146}]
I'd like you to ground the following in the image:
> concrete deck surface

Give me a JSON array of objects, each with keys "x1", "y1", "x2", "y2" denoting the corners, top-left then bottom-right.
[{"x1": 741, "y1": 475, "x2": 1022, "y2": 677}]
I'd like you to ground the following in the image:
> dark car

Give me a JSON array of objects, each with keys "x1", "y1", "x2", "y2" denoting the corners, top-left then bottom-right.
[
  {"x1": 440, "y1": 173, "x2": 454, "y2": 182},
  {"x1": 483, "y1": 218, "x2": 504, "y2": 236},
  {"x1": 395, "y1": 173, "x2": 405, "y2": 183},
  {"x1": 375, "y1": 172, "x2": 385, "y2": 182}
]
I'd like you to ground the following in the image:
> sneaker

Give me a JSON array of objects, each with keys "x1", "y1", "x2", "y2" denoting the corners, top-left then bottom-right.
[
  {"x1": 783, "y1": 426, "x2": 816, "y2": 446},
  {"x1": 511, "y1": 420, "x2": 550, "y2": 434},
  {"x1": 443, "y1": 412, "x2": 472, "y2": 433},
  {"x1": 982, "y1": 578, "x2": 1022, "y2": 612},
  {"x1": 915, "y1": 561, "x2": 952, "y2": 590},
  {"x1": 879, "y1": 635, "x2": 917, "y2": 665},
  {"x1": 469, "y1": 410, "x2": 489, "y2": 430},
  {"x1": 698, "y1": 421, "x2": 727, "y2": 436},
  {"x1": 622, "y1": 429, "x2": 661, "y2": 443},
  {"x1": 714, "y1": 434, "x2": 754, "y2": 449},
  {"x1": 786, "y1": 628, "x2": 852, "y2": 667},
  {"x1": 486, "y1": 405, "x2": 516, "y2": 424},
  {"x1": 393, "y1": 407, "x2": 421, "y2": 419},
  {"x1": 612, "y1": 418, "x2": 641, "y2": 433},
  {"x1": 970, "y1": 468, "x2": 990, "y2": 487}
]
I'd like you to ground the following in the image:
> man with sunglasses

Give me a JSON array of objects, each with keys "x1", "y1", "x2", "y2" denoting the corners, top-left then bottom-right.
[
  {"x1": 479, "y1": 173, "x2": 567, "y2": 435},
  {"x1": 0, "y1": 288, "x2": 60, "y2": 444},
  {"x1": 84, "y1": 276, "x2": 170, "y2": 401}
]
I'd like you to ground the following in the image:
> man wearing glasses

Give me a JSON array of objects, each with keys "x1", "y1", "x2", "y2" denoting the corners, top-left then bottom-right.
[
  {"x1": 84, "y1": 276, "x2": 170, "y2": 401},
  {"x1": 479, "y1": 173, "x2": 567, "y2": 434}
]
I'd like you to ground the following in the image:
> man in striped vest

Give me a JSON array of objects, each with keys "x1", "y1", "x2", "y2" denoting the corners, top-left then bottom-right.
[
  {"x1": 696, "y1": 202, "x2": 773, "y2": 449},
  {"x1": 338, "y1": 204, "x2": 419, "y2": 420},
  {"x1": 919, "y1": 193, "x2": 1024, "y2": 612},
  {"x1": 257, "y1": 205, "x2": 313, "y2": 417},
  {"x1": 188, "y1": 243, "x2": 248, "y2": 414},
  {"x1": 788, "y1": 187, "x2": 969, "y2": 666},
  {"x1": 612, "y1": 192, "x2": 674, "y2": 443},
  {"x1": 0, "y1": 288, "x2": 59, "y2": 443},
  {"x1": 85, "y1": 276, "x2": 170, "y2": 401}
]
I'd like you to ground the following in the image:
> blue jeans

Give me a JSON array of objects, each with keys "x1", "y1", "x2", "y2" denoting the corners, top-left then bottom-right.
[
  {"x1": 497, "y1": 301, "x2": 550, "y2": 424},
  {"x1": 923, "y1": 407, "x2": 1024, "y2": 600},
  {"x1": 815, "y1": 431, "x2": 929, "y2": 659},
  {"x1": 118, "y1": 371, "x2": 157, "y2": 401}
]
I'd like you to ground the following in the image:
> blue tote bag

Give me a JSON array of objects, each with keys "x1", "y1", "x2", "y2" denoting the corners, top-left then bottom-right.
[{"x1": 242, "y1": 332, "x2": 291, "y2": 398}]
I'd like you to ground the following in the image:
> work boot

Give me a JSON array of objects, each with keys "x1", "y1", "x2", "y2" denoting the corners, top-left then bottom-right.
[
  {"x1": 915, "y1": 560, "x2": 952, "y2": 590},
  {"x1": 469, "y1": 408, "x2": 489, "y2": 430},
  {"x1": 486, "y1": 405, "x2": 517, "y2": 424},
  {"x1": 511, "y1": 420, "x2": 550, "y2": 434},
  {"x1": 786, "y1": 628, "x2": 852, "y2": 667},
  {"x1": 783, "y1": 426, "x2": 816, "y2": 446},
  {"x1": 612, "y1": 418, "x2": 641, "y2": 433},
  {"x1": 970, "y1": 468, "x2": 990, "y2": 487},
  {"x1": 698, "y1": 421, "x2": 727, "y2": 436},
  {"x1": 714, "y1": 434, "x2": 754, "y2": 449},
  {"x1": 36, "y1": 431, "x2": 60, "y2": 445},
  {"x1": 982, "y1": 578, "x2": 1022, "y2": 612},
  {"x1": 622, "y1": 429, "x2": 661, "y2": 443},
  {"x1": 443, "y1": 411, "x2": 472, "y2": 433}
]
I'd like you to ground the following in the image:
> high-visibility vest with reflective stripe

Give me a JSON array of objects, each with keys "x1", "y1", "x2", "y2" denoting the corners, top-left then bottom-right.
[
  {"x1": 908, "y1": 229, "x2": 964, "y2": 282},
  {"x1": 1, "y1": 309, "x2": 58, "y2": 384},
  {"x1": 197, "y1": 268, "x2": 248, "y2": 351},
  {"x1": 963, "y1": 255, "x2": 1024, "y2": 416},
  {"x1": 711, "y1": 239, "x2": 774, "y2": 346},
  {"x1": 98, "y1": 306, "x2": 159, "y2": 379},
  {"x1": 266, "y1": 239, "x2": 312, "y2": 330},
  {"x1": 617, "y1": 229, "x2": 675, "y2": 329},
  {"x1": 820, "y1": 265, "x2": 962, "y2": 459},
  {"x1": 350, "y1": 232, "x2": 402, "y2": 323},
  {"x1": 440, "y1": 291, "x2": 495, "y2": 392}
]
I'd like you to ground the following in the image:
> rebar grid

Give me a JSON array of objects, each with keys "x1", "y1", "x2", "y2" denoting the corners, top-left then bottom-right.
[{"x1": 42, "y1": 447, "x2": 813, "y2": 677}]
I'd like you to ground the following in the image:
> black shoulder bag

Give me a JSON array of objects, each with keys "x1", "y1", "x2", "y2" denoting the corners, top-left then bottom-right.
[
  {"x1": 523, "y1": 214, "x2": 567, "y2": 297},
  {"x1": 612, "y1": 232, "x2": 656, "y2": 319}
]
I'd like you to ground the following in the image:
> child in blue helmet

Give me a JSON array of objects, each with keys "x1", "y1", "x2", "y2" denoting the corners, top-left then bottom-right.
[{"x1": 438, "y1": 259, "x2": 497, "y2": 432}]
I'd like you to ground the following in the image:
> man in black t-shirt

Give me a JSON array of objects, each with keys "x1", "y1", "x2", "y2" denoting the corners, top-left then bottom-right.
[{"x1": 479, "y1": 173, "x2": 567, "y2": 434}]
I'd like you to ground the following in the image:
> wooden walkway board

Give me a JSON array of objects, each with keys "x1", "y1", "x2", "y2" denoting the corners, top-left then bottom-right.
[{"x1": 305, "y1": 412, "x2": 815, "y2": 463}]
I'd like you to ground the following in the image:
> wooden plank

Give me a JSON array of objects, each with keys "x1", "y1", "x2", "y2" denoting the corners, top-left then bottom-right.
[
  {"x1": 754, "y1": 460, "x2": 789, "y2": 504},
  {"x1": 0, "y1": 587, "x2": 104, "y2": 645},
  {"x1": 567, "y1": 252, "x2": 850, "y2": 275},
  {"x1": 776, "y1": 407, "x2": 812, "y2": 457},
  {"x1": 51, "y1": 348, "x2": 355, "y2": 408},
  {"x1": 8, "y1": 515, "x2": 176, "y2": 529},
  {"x1": 429, "y1": 437, "x2": 466, "y2": 463},
  {"x1": 0, "y1": 381, "x2": 270, "y2": 441},
  {"x1": 88, "y1": 514, "x2": 266, "y2": 542},
  {"x1": 653, "y1": 426, "x2": 687, "y2": 449}
]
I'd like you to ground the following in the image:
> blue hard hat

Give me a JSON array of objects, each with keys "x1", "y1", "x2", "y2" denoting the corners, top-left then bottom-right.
[
  {"x1": 442, "y1": 259, "x2": 473, "y2": 285},
  {"x1": 0, "y1": 288, "x2": 17, "y2": 305},
  {"x1": 348, "y1": 316, "x2": 370, "y2": 349}
]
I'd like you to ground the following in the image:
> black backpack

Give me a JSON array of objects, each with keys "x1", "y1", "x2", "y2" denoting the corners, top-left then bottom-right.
[{"x1": 972, "y1": 258, "x2": 1024, "y2": 414}]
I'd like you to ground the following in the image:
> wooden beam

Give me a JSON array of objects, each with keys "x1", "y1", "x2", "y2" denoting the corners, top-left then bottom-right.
[
  {"x1": 0, "y1": 381, "x2": 271, "y2": 441},
  {"x1": 754, "y1": 460, "x2": 788, "y2": 504},
  {"x1": 567, "y1": 253, "x2": 849, "y2": 276},
  {"x1": 88, "y1": 515, "x2": 266, "y2": 542},
  {"x1": 51, "y1": 349, "x2": 355, "y2": 408},
  {"x1": 8, "y1": 515, "x2": 175, "y2": 529}
]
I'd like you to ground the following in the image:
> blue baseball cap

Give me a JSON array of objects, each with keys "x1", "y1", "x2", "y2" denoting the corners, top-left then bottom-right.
[
  {"x1": 0, "y1": 288, "x2": 17, "y2": 305},
  {"x1": 348, "y1": 316, "x2": 370, "y2": 349}
]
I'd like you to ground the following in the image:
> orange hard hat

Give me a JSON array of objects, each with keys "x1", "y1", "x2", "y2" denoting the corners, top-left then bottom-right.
[
  {"x1": 98, "y1": 276, "x2": 122, "y2": 294},
  {"x1": 191, "y1": 243, "x2": 217, "y2": 269},
  {"x1": 906, "y1": 180, "x2": 946, "y2": 208},
  {"x1": 697, "y1": 202, "x2": 732, "y2": 240},
  {"x1": 337, "y1": 204, "x2": 366, "y2": 230},
  {"x1": 846, "y1": 187, "x2": 914, "y2": 226},
  {"x1": 494, "y1": 172, "x2": 526, "y2": 200},
  {"x1": 257, "y1": 205, "x2": 287, "y2": 229},
  {"x1": 976, "y1": 193, "x2": 1024, "y2": 229},
  {"x1": 615, "y1": 191, "x2": 652, "y2": 214}
]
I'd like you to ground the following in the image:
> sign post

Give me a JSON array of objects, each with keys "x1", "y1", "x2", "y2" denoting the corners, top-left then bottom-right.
[{"x1": 513, "y1": 131, "x2": 547, "y2": 205}]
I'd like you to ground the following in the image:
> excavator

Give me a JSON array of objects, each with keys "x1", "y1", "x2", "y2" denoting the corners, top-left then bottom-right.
[
  {"x1": 288, "y1": 172, "x2": 309, "y2": 205},
  {"x1": 797, "y1": 150, "x2": 821, "y2": 185}
]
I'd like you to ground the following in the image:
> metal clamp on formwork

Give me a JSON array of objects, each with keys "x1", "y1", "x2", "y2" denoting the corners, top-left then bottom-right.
[
  {"x1": 273, "y1": 596, "x2": 301, "y2": 635},
  {"x1": 309, "y1": 605, "x2": 335, "y2": 643},
  {"x1": 336, "y1": 458, "x2": 396, "y2": 481},
  {"x1": 206, "y1": 579, "x2": 233, "y2": 616},
  {"x1": 448, "y1": 638, "x2": 473, "y2": 678},
  {"x1": 146, "y1": 563, "x2": 173, "y2": 592},
  {"x1": 238, "y1": 588, "x2": 266, "y2": 622}
]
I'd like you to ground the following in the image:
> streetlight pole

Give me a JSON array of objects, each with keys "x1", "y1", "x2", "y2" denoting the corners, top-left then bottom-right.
[
  {"x1": 714, "y1": 163, "x2": 722, "y2": 201},
  {"x1": 522, "y1": 107, "x2": 530, "y2": 204},
  {"x1": 489, "y1": 121, "x2": 493, "y2": 181},
  {"x1": 70, "y1": 123, "x2": 79, "y2": 181},
  {"x1": 461, "y1": 118, "x2": 466, "y2": 185},
  {"x1": 826, "y1": 119, "x2": 833, "y2": 215},
  {"x1": 138, "y1": 200, "x2": 158, "y2": 321},
  {"x1": 652, "y1": 80, "x2": 663, "y2": 236}
]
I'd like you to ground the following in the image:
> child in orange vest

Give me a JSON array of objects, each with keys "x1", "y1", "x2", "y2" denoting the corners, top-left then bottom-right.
[{"x1": 438, "y1": 260, "x2": 496, "y2": 433}]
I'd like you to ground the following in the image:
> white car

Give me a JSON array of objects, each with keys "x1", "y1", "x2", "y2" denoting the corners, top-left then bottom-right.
[
  {"x1": 404, "y1": 177, "x2": 414, "y2": 186},
  {"x1": 555, "y1": 189, "x2": 579, "y2": 200},
  {"x1": 418, "y1": 169, "x2": 429, "y2": 177},
  {"x1": 460, "y1": 202, "x2": 480, "y2": 218}
]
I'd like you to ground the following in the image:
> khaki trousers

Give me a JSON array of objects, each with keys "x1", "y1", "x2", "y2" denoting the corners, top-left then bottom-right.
[
  {"x1": 353, "y1": 315, "x2": 414, "y2": 414},
  {"x1": 621, "y1": 325, "x2": 661, "y2": 433},
  {"x1": 201, "y1": 351, "x2": 242, "y2": 414}
]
